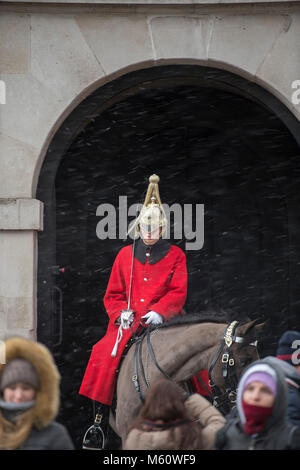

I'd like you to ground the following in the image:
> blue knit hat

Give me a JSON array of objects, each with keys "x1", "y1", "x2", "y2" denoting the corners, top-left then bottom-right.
[{"x1": 276, "y1": 330, "x2": 300, "y2": 365}]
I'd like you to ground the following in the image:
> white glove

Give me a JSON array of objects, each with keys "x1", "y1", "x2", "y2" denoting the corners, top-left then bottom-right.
[
  {"x1": 111, "y1": 309, "x2": 134, "y2": 357},
  {"x1": 142, "y1": 311, "x2": 163, "y2": 325},
  {"x1": 120, "y1": 309, "x2": 134, "y2": 329}
]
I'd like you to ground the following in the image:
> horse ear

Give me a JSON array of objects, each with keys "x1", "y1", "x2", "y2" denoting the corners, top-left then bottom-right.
[
  {"x1": 237, "y1": 319, "x2": 265, "y2": 337},
  {"x1": 254, "y1": 321, "x2": 266, "y2": 335}
]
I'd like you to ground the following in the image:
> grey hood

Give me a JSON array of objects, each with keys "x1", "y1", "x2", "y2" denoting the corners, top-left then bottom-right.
[
  {"x1": 236, "y1": 358, "x2": 288, "y2": 432},
  {"x1": 263, "y1": 356, "x2": 300, "y2": 388}
]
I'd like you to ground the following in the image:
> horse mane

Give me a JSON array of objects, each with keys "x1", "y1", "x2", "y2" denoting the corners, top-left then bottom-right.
[{"x1": 157, "y1": 308, "x2": 252, "y2": 329}]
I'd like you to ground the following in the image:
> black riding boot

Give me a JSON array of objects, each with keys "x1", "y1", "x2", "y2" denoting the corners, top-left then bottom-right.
[{"x1": 82, "y1": 403, "x2": 109, "y2": 450}]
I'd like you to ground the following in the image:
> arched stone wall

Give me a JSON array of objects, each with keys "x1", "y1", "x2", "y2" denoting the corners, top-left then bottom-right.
[{"x1": 0, "y1": 3, "x2": 300, "y2": 338}]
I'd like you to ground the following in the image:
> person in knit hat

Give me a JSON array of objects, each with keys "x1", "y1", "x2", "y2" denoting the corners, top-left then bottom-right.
[
  {"x1": 0, "y1": 337, "x2": 74, "y2": 450},
  {"x1": 277, "y1": 330, "x2": 300, "y2": 367},
  {"x1": 0, "y1": 358, "x2": 39, "y2": 404},
  {"x1": 214, "y1": 359, "x2": 300, "y2": 449},
  {"x1": 272, "y1": 330, "x2": 300, "y2": 428},
  {"x1": 237, "y1": 363, "x2": 277, "y2": 436}
]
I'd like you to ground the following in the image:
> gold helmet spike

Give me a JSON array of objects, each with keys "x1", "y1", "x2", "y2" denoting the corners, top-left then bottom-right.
[
  {"x1": 128, "y1": 174, "x2": 168, "y2": 238},
  {"x1": 143, "y1": 174, "x2": 163, "y2": 207}
]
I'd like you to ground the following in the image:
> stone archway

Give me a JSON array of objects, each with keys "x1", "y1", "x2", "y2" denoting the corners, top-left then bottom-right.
[
  {"x1": 1, "y1": 2, "x2": 300, "y2": 450},
  {"x1": 1, "y1": 4, "x2": 300, "y2": 344},
  {"x1": 35, "y1": 64, "x2": 300, "y2": 448}
]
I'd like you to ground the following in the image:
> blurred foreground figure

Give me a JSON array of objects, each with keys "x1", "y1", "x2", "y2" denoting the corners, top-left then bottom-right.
[
  {"x1": 123, "y1": 378, "x2": 225, "y2": 450},
  {"x1": 0, "y1": 337, "x2": 74, "y2": 450},
  {"x1": 215, "y1": 359, "x2": 300, "y2": 450},
  {"x1": 265, "y1": 330, "x2": 300, "y2": 428}
]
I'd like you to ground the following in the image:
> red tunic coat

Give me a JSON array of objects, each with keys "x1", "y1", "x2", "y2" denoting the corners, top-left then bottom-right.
[{"x1": 79, "y1": 240, "x2": 187, "y2": 405}]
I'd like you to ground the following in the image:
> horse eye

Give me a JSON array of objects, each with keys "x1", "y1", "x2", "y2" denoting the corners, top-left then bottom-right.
[{"x1": 240, "y1": 358, "x2": 251, "y2": 367}]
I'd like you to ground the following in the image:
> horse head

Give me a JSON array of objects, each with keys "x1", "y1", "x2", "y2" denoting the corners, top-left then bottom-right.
[
  {"x1": 113, "y1": 316, "x2": 266, "y2": 440},
  {"x1": 208, "y1": 319, "x2": 265, "y2": 414}
]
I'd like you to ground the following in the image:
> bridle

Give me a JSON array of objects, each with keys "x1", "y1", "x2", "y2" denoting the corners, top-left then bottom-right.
[
  {"x1": 131, "y1": 320, "x2": 259, "y2": 415},
  {"x1": 208, "y1": 321, "x2": 258, "y2": 415}
]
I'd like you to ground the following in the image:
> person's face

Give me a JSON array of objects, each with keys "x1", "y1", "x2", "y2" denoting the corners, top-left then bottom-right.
[
  {"x1": 243, "y1": 381, "x2": 275, "y2": 408},
  {"x1": 140, "y1": 226, "x2": 161, "y2": 245},
  {"x1": 3, "y1": 382, "x2": 36, "y2": 403}
]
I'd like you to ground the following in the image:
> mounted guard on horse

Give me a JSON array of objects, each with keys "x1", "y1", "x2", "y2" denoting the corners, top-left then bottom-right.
[
  {"x1": 79, "y1": 174, "x2": 190, "y2": 448},
  {"x1": 79, "y1": 174, "x2": 262, "y2": 449}
]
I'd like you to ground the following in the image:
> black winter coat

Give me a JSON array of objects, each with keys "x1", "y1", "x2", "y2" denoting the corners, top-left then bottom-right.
[
  {"x1": 265, "y1": 356, "x2": 300, "y2": 428},
  {"x1": 215, "y1": 409, "x2": 300, "y2": 450},
  {"x1": 20, "y1": 421, "x2": 74, "y2": 450}
]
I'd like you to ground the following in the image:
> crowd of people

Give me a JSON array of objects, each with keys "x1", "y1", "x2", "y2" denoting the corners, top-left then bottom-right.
[
  {"x1": 0, "y1": 329, "x2": 299, "y2": 450},
  {"x1": 123, "y1": 329, "x2": 300, "y2": 451}
]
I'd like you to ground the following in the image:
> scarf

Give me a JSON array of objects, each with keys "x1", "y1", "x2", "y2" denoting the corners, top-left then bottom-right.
[
  {"x1": 0, "y1": 400, "x2": 36, "y2": 449},
  {"x1": 242, "y1": 399, "x2": 273, "y2": 435}
]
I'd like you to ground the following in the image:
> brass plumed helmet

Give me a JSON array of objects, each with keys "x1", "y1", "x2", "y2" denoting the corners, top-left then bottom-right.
[{"x1": 128, "y1": 174, "x2": 168, "y2": 238}]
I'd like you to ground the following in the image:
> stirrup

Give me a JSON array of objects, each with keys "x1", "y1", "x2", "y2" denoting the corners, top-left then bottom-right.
[{"x1": 82, "y1": 413, "x2": 105, "y2": 450}]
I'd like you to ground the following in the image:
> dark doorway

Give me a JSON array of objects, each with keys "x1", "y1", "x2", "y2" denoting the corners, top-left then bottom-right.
[{"x1": 37, "y1": 65, "x2": 300, "y2": 449}]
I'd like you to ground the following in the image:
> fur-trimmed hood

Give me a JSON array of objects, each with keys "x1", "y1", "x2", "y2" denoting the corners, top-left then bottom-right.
[{"x1": 0, "y1": 337, "x2": 60, "y2": 429}]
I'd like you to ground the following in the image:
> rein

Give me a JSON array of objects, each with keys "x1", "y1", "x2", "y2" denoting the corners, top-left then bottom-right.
[{"x1": 132, "y1": 324, "x2": 173, "y2": 404}]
